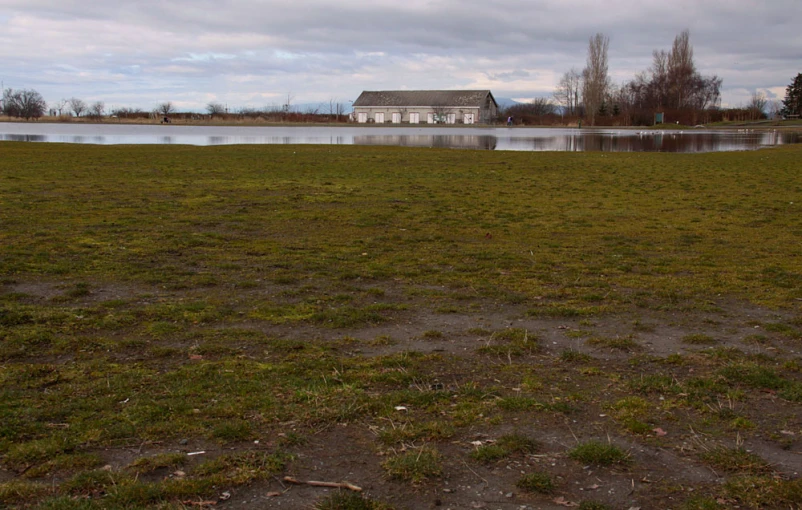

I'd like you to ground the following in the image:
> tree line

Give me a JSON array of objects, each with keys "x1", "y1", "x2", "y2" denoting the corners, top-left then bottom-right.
[
  {"x1": 1, "y1": 90, "x2": 350, "y2": 123},
  {"x1": 547, "y1": 30, "x2": 725, "y2": 125},
  {"x1": 2, "y1": 55, "x2": 800, "y2": 126},
  {"x1": 519, "y1": 31, "x2": 799, "y2": 126}
]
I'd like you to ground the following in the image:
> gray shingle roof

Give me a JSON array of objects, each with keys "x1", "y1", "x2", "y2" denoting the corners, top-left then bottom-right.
[{"x1": 352, "y1": 90, "x2": 497, "y2": 108}]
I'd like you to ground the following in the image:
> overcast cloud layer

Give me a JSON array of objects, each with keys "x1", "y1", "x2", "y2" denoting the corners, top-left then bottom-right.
[{"x1": 2, "y1": 0, "x2": 800, "y2": 112}]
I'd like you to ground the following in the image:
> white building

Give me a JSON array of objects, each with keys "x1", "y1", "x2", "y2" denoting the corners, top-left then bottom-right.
[{"x1": 352, "y1": 90, "x2": 499, "y2": 125}]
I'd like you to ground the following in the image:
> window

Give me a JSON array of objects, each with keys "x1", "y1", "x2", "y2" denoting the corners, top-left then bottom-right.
[
  {"x1": 446, "y1": 113, "x2": 456, "y2": 124},
  {"x1": 410, "y1": 112, "x2": 420, "y2": 124},
  {"x1": 357, "y1": 112, "x2": 367, "y2": 123},
  {"x1": 392, "y1": 112, "x2": 401, "y2": 123},
  {"x1": 374, "y1": 112, "x2": 385, "y2": 123},
  {"x1": 463, "y1": 113, "x2": 474, "y2": 124},
  {"x1": 427, "y1": 113, "x2": 434, "y2": 124}
]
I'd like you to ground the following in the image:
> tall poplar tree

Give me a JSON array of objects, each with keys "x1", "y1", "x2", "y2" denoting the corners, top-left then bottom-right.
[{"x1": 582, "y1": 33, "x2": 610, "y2": 126}]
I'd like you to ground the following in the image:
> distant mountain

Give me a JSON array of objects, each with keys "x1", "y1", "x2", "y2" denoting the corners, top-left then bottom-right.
[{"x1": 494, "y1": 97, "x2": 522, "y2": 110}]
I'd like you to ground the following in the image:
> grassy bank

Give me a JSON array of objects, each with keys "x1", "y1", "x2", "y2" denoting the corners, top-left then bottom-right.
[{"x1": 1, "y1": 143, "x2": 801, "y2": 509}]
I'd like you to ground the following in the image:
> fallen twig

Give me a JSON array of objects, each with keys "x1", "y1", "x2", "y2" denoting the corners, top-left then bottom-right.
[{"x1": 283, "y1": 476, "x2": 362, "y2": 492}]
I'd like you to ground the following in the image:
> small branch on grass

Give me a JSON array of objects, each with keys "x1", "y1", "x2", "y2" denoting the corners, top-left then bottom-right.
[
  {"x1": 460, "y1": 458, "x2": 488, "y2": 484},
  {"x1": 283, "y1": 476, "x2": 362, "y2": 492}
]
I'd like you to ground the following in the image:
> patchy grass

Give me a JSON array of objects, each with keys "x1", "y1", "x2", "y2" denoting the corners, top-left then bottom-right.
[
  {"x1": 382, "y1": 447, "x2": 442, "y2": 483},
  {"x1": 568, "y1": 441, "x2": 630, "y2": 466},
  {"x1": 516, "y1": 472, "x2": 555, "y2": 494},
  {"x1": 700, "y1": 446, "x2": 772, "y2": 474},
  {"x1": 2, "y1": 143, "x2": 802, "y2": 508},
  {"x1": 315, "y1": 491, "x2": 395, "y2": 510},
  {"x1": 471, "y1": 433, "x2": 539, "y2": 463},
  {"x1": 586, "y1": 336, "x2": 641, "y2": 351}
]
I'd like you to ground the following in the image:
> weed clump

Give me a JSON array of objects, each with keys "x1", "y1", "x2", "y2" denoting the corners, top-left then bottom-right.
[
  {"x1": 316, "y1": 491, "x2": 394, "y2": 510},
  {"x1": 568, "y1": 441, "x2": 629, "y2": 466},
  {"x1": 382, "y1": 447, "x2": 442, "y2": 483},
  {"x1": 586, "y1": 336, "x2": 640, "y2": 351},
  {"x1": 516, "y1": 472, "x2": 555, "y2": 493}
]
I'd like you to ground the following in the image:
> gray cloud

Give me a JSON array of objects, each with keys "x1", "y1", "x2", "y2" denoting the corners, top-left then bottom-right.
[{"x1": 1, "y1": 0, "x2": 800, "y2": 110}]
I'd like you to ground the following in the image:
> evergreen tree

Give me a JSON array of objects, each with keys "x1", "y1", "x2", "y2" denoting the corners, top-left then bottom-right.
[{"x1": 781, "y1": 73, "x2": 802, "y2": 118}]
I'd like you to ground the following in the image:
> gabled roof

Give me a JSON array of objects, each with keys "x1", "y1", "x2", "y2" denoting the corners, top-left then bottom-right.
[{"x1": 352, "y1": 90, "x2": 497, "y2": 108}]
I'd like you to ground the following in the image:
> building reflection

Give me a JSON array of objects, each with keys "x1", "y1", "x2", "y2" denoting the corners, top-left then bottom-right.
[{"x1": 353, "y1": 135, "x2": 497, "y2": 150}]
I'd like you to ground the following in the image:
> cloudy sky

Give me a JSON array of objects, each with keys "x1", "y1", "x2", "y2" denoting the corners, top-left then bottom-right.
[{"x1": 2, "y1": 0, "x2": 800, "y2": 112}]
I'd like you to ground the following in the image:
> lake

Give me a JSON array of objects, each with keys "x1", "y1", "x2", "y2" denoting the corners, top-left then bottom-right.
[{"x1": 0, "y1": 123, "x2": 798, "y2": 153}]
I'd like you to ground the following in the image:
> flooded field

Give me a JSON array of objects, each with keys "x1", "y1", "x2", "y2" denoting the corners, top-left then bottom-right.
[{"x1": 1, "y1": 123, "x2": 798, "y2": 152}]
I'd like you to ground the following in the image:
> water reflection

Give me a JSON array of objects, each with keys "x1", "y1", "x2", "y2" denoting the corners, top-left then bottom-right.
[
  {"x1": 354, "y1": 134, "x2": 497, "y2": 150},
  {"x1": 1, "y1": 125, "x2": 799, "y2": 153},
  {"x1": 3, "y1": 134, "x2": 46, "y2": 142}
]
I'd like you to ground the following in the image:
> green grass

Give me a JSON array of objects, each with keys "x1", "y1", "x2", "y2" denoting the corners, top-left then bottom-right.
[
  {"x1": 382, "y1": 447, "x2": 442, "y2": 483},
  {"x1": 568, "y1": 441, "x2": 630, "y2": 466},
  {"x1": 2, "y1": 142, "x2": 802, "y2": 508},
  {"x1": 700, "y1": 446, "x2": 771, "y2": 474},
  {"x1": 315, "y1": 491, "x2": 395, "y2": 510},
  {"x1": 516, "y1": 472, "x2": 555, "y2": 493},
  {"x1": 470, "y1": 433, "x2": 539, "y2": 463},
  {"x1": 586, "y1": 336, "x2": 641, "y2": 351}
]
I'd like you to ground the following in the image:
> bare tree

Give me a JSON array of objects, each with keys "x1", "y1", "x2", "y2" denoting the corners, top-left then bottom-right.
[
  {"x1": 650, "y1": 50, "x2": 669, "y2": 108},
  {"x1": 582, "y1": 33, "x2": 610, "y2": 126},
  {"x1": 327, "y1": 98, "x2": 345, "y2": 122},
  {"x1": 667, "y1": 30, "x2": 696, "y2": 109},
  {"x1": 69, "y1": 97, "x2": 87, "y2": 117},
  {"x1": 111, "y1": 107, "x2": 146, "y2": 119},
  {"x1": 747, "y1": 92, "x2": 768, "y2": 120},
  {"x1": 206, "y1": 102, "x2": 225, "y2": 117},
  {"x1": 90, "y1": 101, "x2": 105, "y2": 120},
  {"x1": 3, "y1": 88, "x2": 47, "y2": 120},
  {"x1": 282, "y1": 92, "x2": 294, "y2": 113},
  {"x1": 553, "y1": 68, "x2": 582, "y2": 116},
  {"x1": 157, "y1": 102, "x2": 174, "y2": 116},
  {"x1": 53, "y1": 98, "x2": 69, "y2": 116},
  {"x1": 619, "y1": 30, "x2": 722, "y2": 124}
]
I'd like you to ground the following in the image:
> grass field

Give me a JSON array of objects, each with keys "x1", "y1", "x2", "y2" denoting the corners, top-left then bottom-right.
[{"x1": 1, "y1": 142, "x2": 801, "y2": 509}]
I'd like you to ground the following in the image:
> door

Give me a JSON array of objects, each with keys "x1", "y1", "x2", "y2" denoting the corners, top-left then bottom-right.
[
  {"x1": 446, "y1": 113, "x2": 456, "y2": 124},
  {"x1": 357, "y1": 112, "x2": 367, "y2": 123},
  {"x1": 463, "y1": 113, "x2": 474, "y2": 124},
  {"x1": 427, "y1": 113, "x2": 434, "y2": 124},
  {"x1": 392, "y1": 112, "x2": 401, "y2": 124},
  {"x1": 374, "y1": 112, "x2": 385, "y2": 123},
  {"x1": 409, "y1": 112, "x2": 420, "y2": 124}
]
